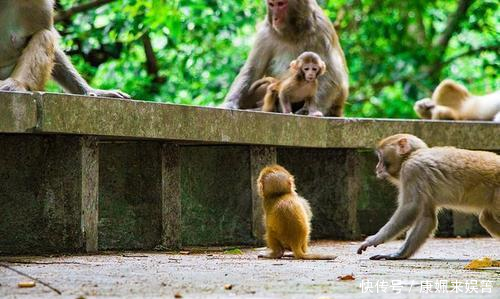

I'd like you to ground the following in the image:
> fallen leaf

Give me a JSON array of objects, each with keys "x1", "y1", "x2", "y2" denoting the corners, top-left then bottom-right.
[
  {"x1": 224, "y1": 284, "x2": 233, "y2": 290},
  {"x1": 337, "y1": 274, "x2": 356, "y2": 281},
  {"x1": 464, "y1": 257, "x2": 500, "y2": 269},
  {"x1": 174, "y1": 292, "x2": 183, "y2": 298},
  {"x1": 223, "y1": 248, "x2": 243, "y2": 255},
  {"x1": 18, "y1": 281, "x2": 36, "y2": 288},
  {"x1": 179, "y1": 251, "x2": 190, "y2": 255}
]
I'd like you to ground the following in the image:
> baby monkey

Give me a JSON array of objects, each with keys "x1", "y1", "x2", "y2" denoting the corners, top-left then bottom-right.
[
  {"x1": 257, "y1": 165, "x2": 336, "y2": 260},
  {"x1": 251, "y1": 52, "x2": 326, "y2": 117}
]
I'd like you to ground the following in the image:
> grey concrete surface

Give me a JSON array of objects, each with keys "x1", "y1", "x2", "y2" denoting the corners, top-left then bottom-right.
[{"x1": 1, "y1": 238, "x2": 498, "y2": 299}]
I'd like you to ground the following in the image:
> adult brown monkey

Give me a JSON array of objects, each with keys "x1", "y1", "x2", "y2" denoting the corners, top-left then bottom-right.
[
  {"x1": 221, "y1": 0, "x2": 348, "y2": 116},
  {"x1": 358, "y1": 134, "x2": 500, "y2": 260},
  {"x1": 0, "y1": 0, "x2": 129, "y2": 98}
]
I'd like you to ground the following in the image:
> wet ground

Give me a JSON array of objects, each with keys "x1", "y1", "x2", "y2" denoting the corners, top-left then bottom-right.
[{"x1": 0, "y1": 238, "x2": 499, "y2": 299}]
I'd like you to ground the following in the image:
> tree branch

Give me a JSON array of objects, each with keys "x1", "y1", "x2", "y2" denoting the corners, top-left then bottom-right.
[
  {"x1": 442, "y1": 45, "x2": 500, "y2": 66},
  {"x1": 0, "y1": 263, "x2": 62, "y2": 295},
  {"x1": 434, "y1": 0, "x2": 474, "y2": 49},
  {"x1": 55, "y1": 0, "x2": 116, "y2": 22},
  {"x1": 428, "y1": 0, "x2": 474, "y2": 77},
  {"x1": 142, "y1": 34, "x2": 166, "y2": 84}
]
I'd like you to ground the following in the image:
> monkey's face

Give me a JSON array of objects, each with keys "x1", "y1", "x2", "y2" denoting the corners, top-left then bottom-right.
[
  {"x1": 301, "y1": 62, "x2": 322, "y2": 82},
  {"x1": 414, "y1": 98, "x2": 435, "y2": 119},
  {"x1": 267, "y1": 0, "x2": 289, "y2": 31},
  {"x1": 375, "y1": 148, "x2": 401, "y2": 180}
]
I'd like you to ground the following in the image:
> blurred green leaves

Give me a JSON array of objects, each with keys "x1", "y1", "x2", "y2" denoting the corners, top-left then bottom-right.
[{"x1": 53, "y1": 0, "x2": 498, "y2": 118}]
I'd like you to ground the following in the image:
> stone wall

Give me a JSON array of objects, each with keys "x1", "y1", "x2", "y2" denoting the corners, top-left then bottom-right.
[{"x1": 0, "y1": 92, "x2": 496, "y2": 254}]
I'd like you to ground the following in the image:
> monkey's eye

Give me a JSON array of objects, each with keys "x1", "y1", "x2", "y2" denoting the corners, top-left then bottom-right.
[
  {"x1": 277, "y1": 1, "x2": 285, "y2": 7},
  {"x1": 304, "y1": 67, "x2": 310, "y2": 71},
  {"x1": 312, "y1": 67, "x2": 318, "y2": 72}
]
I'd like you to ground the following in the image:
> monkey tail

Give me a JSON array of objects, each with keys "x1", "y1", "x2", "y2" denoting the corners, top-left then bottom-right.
[
  {"x1": 249, "y1": 77, "x2": 279, "y2": 94},
  {"x1": 299, "y1": 253, "x2": 337, "y2": 260},
  {"x1": 291, "y1": 245, "x2": 337, "y2": 260}
]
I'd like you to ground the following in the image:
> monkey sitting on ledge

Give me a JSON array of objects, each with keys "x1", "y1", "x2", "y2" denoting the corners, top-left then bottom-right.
[
  {"x1": 250, "y1": 52, "x2": 326, "y2": 117},
  {"x1": 414, "y1": 79, "x2": 500, "y2": 122},
  {"x1": 0, "y1": 0, "x2": 129, "y2": 98},
  {"x1": 358, "y1": 134, "x2": 500, "y2": 260},
  {"x1": 222, "y1": 0, "x2": 349, "y2": 117},
  {"x1": 257, "y1": 165, "x2": 336, "y2": 260}
]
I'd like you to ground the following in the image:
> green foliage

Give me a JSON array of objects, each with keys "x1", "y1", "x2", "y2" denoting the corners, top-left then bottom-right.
[
  {"x1": 54, "y1": 0, "x2": 499, "y2": 118},
  {"x1": 223, "y1": 248, "x2": 244, "y2": 255}
]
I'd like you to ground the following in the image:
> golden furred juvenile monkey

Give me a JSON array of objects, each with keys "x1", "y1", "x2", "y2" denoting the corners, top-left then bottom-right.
[
  {"x1": 257, "y1": 165, "x2": 336, "y2": 260},
  {"x1": 414, "y1": 79, "x2": 500, "y2": 122},
  {"x1": 251, "y1": 52, "x2": 326, "y2": 117},
  {"x1": 358, "y1": 134, "x2": 500, "y2": 260}
]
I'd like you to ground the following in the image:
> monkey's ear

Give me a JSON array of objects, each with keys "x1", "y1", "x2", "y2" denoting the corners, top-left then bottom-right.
[
  {"x1": 290, "y1": 60, "x2": 299, "y2": 71},
  {"x1": 396, "y1": 138, "x2": 412, "y2": 155},
  {"x1": 319, "y1": 61, "x2": 326, "y2": 75}
]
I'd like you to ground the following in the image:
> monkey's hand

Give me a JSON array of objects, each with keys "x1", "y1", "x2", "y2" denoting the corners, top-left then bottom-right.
[
  {"x1": 219, "y1": 101, "x2": 239, "y2": 109},
  {"x1": 0, "y1": 78, "x2": 28, "y2": 92},
  {"x1": 86, "y1": 88, "x2": 131, "y2": 99},
  {"x1": 357, "y1": 235, "x2": 381, "y2": 254},
  {"x1": 413, "y1": 98, "x2": 434, "y2": 119},
  {"x1": 369, "y1": 253, "x2": 406, "y2": 260}
]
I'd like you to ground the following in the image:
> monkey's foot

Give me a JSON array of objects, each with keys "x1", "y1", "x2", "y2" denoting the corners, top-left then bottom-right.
[
  {"x1": 369, "y1": 254, "x2": 406, "y2": 260},
  {"x1": 308, "y1": 111, "x2": 324, "y2": 117},
  {"x1": 87, "y1": 88, "x2": 131, "y2": 99},
  {"x1": 0, "y1": 78, "x2": 28, "y2": 92}
]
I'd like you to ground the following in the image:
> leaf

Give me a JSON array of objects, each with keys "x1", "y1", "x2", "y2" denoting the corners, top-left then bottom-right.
[
  {"x1": 464, "y1": 257, "x2": 500, "y2": 269},
  {"x1": 223, "y1": 248, "x2": 243, "y2": 255},
  {"x1": 18, "y1": 281, "x2": 36, "y2": 288},
  {"x1": 337, "y1": 274, "x2": 356, "y2": 281}
]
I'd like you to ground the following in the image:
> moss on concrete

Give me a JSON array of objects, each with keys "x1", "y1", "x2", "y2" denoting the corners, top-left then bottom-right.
[{"x1": 180, "y1": 146, "x2": 253, "y2": 246}]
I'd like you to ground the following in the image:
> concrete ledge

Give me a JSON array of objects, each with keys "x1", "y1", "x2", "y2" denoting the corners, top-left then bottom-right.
[
  {"x1": 0, "y1": 92, "x2": 37, "y2": 133},
  {"x1": 1, "y1": 91, "x2": 497, "y2": 149}
]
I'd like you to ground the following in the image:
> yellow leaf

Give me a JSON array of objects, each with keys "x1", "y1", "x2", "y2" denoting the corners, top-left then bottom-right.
[
  {"x1": 464, "y1": 257, "x2": 499, "y2": 269},
  {"x1": 18, "y1": 281, "x2": 36, "y2": 288}
]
